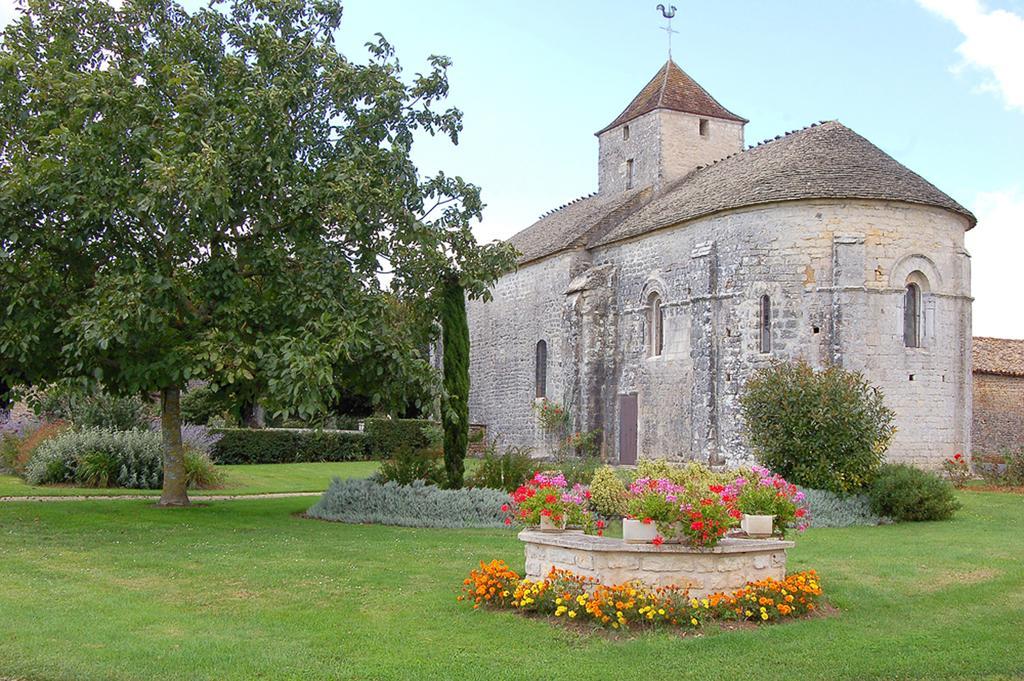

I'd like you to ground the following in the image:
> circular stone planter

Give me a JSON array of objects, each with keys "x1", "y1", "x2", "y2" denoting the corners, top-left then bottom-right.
[
  {"x1": 519, "y1": 529, "x2": 795, "y2": 597},
  {"x1": 740, "y1": 514, "x2": 776, "y2": 538}
]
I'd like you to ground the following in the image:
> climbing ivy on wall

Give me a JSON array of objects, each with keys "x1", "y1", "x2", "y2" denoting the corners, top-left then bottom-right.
[{"x1": 441, "y1": 279, "x2": 470, "y2": 489}]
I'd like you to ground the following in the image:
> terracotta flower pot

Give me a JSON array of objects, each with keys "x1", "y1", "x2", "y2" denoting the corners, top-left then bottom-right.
[
  {"x1": 539, "y1": 514, "x2": 567, "y2": 532},
  {"x1": 623, "y1": 518, "x2": 660, "y2": 543},
  {"x1": 741, "y1": 513, "x2": 776, "y2": 538}
]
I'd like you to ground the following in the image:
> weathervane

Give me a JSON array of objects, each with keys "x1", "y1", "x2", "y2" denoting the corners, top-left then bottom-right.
[{"x1": 657, "y1": 4, "x2": 679, "y2": 59}]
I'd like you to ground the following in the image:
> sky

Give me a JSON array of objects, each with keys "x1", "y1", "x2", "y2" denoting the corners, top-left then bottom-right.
[{"x1": 1, "y1": 0, "x2": 1021, "y2": 338}]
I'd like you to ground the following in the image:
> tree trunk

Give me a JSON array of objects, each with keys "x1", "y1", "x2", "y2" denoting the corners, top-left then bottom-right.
[
  {"x1": 240, "y1": 400, "x2": 264, "y2": 429},
  {"x1": 158, "y1": 386, "x2": 190, "y2": 506}
]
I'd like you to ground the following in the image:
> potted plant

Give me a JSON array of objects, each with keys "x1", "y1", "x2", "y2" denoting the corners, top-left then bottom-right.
[
  {"x1": 680, "y1": 495, "x2": 737, "y2": 548},
  {"x1": 623, "y1": 478, "x2": 686, "y2": 543},
  {"x1": 725, "y1": 466, "x2": 810, "y2": 538},
  {"x1": 504, "y1": 472, "x2": 595, "y2": 533},
  {"x1": 736, "y1": 484, "x2": 778, "y2": 537}
]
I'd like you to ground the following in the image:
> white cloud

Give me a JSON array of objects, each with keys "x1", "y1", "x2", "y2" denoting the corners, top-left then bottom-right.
[
  {"x1": 917, "y1": 0, "x2": 1024, "y2": 112},
  {"x1": 967, "y1": 187, "x2": 1024, "y2": 339}
]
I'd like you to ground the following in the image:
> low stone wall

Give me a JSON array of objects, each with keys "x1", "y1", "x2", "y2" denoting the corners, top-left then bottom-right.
[{"x1": 520, "y1": 529, "x2": 793, "y2": 597}]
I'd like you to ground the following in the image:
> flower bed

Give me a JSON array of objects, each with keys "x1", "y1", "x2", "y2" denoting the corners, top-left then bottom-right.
[{"x1": 459, "y1": 560, "x2": 824, "y2": 631}]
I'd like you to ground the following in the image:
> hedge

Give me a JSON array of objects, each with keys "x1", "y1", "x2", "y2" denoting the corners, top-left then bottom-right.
[
  {"x1": 363, "y1": 418, "x2": 435, "y2": 458},
  {"x1": 210, "y1": 428, "x2": 370, "y2": 464},
  {"x1": 211, "y1": 419, "x2": 437, "y2": 465}
]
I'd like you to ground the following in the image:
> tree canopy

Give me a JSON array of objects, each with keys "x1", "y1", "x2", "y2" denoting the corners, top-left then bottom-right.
[{"x1": 0, "y1": 0, "x2": 517, "y2": 504}]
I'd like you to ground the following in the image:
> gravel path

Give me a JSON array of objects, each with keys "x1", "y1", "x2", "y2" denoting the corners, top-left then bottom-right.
[{"x1": 0, "y1": 491, "x2": 322, "y2": 503}]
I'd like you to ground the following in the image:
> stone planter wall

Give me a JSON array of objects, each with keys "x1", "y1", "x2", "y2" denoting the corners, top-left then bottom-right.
[{"x1": 520, "y1": 529, "x2": 793, "y2": 597}]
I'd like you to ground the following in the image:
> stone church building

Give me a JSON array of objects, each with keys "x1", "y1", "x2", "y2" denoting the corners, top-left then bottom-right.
[{"x1": 466, "y1": 61, "x2": 974, "y2": 468}]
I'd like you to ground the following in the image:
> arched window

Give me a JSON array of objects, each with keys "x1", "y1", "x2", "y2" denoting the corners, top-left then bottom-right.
[
  {"x1": 647, "y1": 293, "x2": 664, "y2": 357},
  {"x1": 759, "y1": 295, "x2": 772, "y2": 354},
  {"x1": 535, "y1": 340, "x2": 547, "y2": 398},
  {"x1": 904, "y1": 283, "x2": 921, "y2": 348}
]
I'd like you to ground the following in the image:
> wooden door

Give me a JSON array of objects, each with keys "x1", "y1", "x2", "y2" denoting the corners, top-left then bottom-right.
[{"x1": 618, "y1": 394, "x2": 638, "y2": 465}]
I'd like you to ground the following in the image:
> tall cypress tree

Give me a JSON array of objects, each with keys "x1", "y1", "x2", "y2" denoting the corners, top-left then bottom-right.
[{"x1": 441, "y1": 279, "x2": 470, "y2": 489}]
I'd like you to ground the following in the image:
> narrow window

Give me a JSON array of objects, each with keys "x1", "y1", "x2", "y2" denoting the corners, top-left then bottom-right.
[
  {"x1": 647, "y1": 293, "x2": 664, "y2": 357},
  {"x1": 623, "y1": 125, "x2": 630, "y2": 141},
  {"x1": 626, "y1": 159, "x2": 634, "y2": 189},
  {"x1": 699, "y1": 118, "x2": 709, "y2": 137},
  {"x1": 904, "y1": 283, "x2": 921, "y2": 348},
  {"x1": 759, "y1": 295, "x2": 771, "y2": 354},
  {"x1": 535, "y1": 340, "x2": 547, "y2": 398}
]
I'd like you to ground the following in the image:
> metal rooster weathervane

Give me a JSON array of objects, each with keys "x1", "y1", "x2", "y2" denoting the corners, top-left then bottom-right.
[{"x1": 657, "y1": 4, "x2": 679, "y2": 59}]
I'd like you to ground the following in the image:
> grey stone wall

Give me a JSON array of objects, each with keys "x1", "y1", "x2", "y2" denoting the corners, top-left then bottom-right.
[
  {"x1": 972, "y1": 373, "x2": 1024, "y2": 455},
  {"x1": 468, "y1": 199, "x2": 972, "y2": 469}
]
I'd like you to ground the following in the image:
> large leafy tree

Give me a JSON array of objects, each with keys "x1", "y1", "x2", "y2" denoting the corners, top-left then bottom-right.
[{"x1": 0, "y1": 0, "x2": 515, "y2": 505}]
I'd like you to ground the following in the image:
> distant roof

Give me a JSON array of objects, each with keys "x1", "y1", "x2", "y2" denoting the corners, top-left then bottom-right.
[
  {"x1": 508, "y1": 121, "x2": 976, "y2": 265},
  {"x1": 973, "y1": 337, "x2": 1024, "y2": 377},
  {"x1": 596, "y1": 60, "x2": 747, "y2": 135}
]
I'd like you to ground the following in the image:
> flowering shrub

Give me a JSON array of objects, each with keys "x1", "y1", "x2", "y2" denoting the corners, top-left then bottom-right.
[
  {"x1": 680, "y1": 495, "x2": 738, "y2": 547},
  {"x1": 717, "y1": 465, "x2": 810, "y2": 537},
  {"x1": 532, "y1": 399, "x2": 570, "y2": 433},
  {"x1": 942, "y1": 452, "x2": 971, "y2": 488},
  {"x1": 460, "y1": 563, "x2": 825, "y2": 630},
  {"x1": 504, "y1": 472, "x2": 595, "y2": 531}
]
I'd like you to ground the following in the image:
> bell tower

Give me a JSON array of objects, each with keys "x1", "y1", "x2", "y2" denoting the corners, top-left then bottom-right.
[{"x1": 596, "y1": 60, "x2": 747, "y2": 195}]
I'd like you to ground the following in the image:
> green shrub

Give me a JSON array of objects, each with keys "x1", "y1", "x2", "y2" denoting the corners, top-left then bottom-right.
[
  {"x1": 36, "y1": 384, "x2": 153, "y2": 430},
  {"x1": 868, "y1": 464, "x2": 960, "y2": 522},
  {"x1": 799, "y1": 488, "x2": 885, "y2": 528},
  {"x1": 589, "y1": 465, "x2": 628, "y2": 518},
  {"x1": 364, "y1": 418, "x2": 434, "y2": 459},
  {"x1": 467, "y1": 440, "x2": 535, "y2": 492},
  {"x1": 184, "y1": 448, "x2": 224, "y2": 489},
  {"x1": 977, "y1": 450, "x2": 1024, "y2": 487},
  {"x1": 557, "y1": 455, "x2": 602, "y2": 487},
  {"x1": 307, "y1": 477, "x2": 508, "y2": 528},
  {"x1": 25, "y1": 428, "x2": 163, "y2": 488},
  {"x1": 740, "y1": 361, "x2": 897, "y2": 495},
  {"x1": 180, "y1": 384, "x2": 235, "y2": 427},
  {"x1": 75, "y1": 451, "x2": 121, "y2": 487},
  {"x1": 377, "y1": 445, "x2": 446, "y2": 487},
  {"x1": 210, "y1": 428, "x2": 370, "y2": 464}
]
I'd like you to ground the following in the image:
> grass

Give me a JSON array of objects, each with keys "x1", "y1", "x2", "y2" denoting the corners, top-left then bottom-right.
[
  {"x1": 0, "y1": 461, "x2": 379, "y2": 497},
  {"x1": 0, "y1": 491, "x2": 1022, "y2": 680}
]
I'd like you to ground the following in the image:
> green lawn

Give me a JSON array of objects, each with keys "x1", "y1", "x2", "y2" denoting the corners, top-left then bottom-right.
[
  {"x1": 0, "y1": 492, "x2": 1021, "y2": 680},
  {"x1": 0, "y1": 461, "x2": 379, "y2": 497}
]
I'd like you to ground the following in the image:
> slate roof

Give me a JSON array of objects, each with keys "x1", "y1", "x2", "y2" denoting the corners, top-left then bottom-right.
[
  {"x1": 973, "y1": 337, "x2": 1024, "y2": 377},
  {"x1": 508, "y1": 121, "x2": 976, "y2": 265},
  {"x1": 596, "y1": 60, "x2": 747, "y2": 134}
]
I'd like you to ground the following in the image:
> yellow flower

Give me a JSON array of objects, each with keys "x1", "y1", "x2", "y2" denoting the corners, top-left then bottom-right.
[
  {"x1": 569, "y1": 611, "x2": 577, "y2": 618},
  {"x1": 690, "y1": 617, "x2": 698, "y2": 626},
  {"x1": 761, "y1": 612, "x2": 769, "y2": 621}
]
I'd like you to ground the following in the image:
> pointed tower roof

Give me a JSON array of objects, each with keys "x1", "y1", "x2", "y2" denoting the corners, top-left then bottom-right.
[{"x1": 596, "y1": 60, "x2": 747, "y2": 135}]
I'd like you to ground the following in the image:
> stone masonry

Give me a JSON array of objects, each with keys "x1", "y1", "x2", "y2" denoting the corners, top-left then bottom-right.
[
  {"x1": 520, "y1": 529, "x2": 791, "y2": 596},
  {"x1": 466, "y1": 60, "x2": 975, "y2": 469}
]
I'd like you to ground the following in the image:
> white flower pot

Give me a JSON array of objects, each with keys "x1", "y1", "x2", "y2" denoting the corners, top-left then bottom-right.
[
  {"x1": 741, "y1": 514, "x2": 776, "y2": 538},
  {"x1": 539, "y1": 515, "x2": 567, "y2": 532},
  {"x1": 623, "y1": 518, "x2": 660, "y2": 544}
]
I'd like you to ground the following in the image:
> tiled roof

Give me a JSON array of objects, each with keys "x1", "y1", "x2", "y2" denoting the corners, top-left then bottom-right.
[
  {"x1": 973, "y1": 337, "x2": 1024, "y2": 377},
  {"x1": 596, "y1": 60, "x2": 747, "y2": 135},
  {"x1": 507, "y1": 121, "x2": 976, "y2": 265}
]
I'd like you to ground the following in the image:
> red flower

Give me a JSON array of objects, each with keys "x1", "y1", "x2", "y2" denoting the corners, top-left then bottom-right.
[
  {"x1": 691, "y1": 521, "x2": 704, "y2": 531},
  {"x1": 596, "y1": 520, "x2": 606, "y2": 529},
  {"x1": 795, "y1": 508, "x2": 806, "y2": 518},
  {"x1": 700, "y1": 498, "x2": 714, "y2": 506},
  {"x1": 652, "y1": 536, "x2": 664, "y2": 546},
  {"x1": 642, "y1": 517, "x2": 653, "y2": 524},
  {"x1": 954, "y1": 453, "x2": 963, "y2": 461},
  {"x1": 597, "y1": 530, "x2": 604, "y2": 537},
  {"x1": 709, "y1": 484, "x2": 725, "y2": 494},
  {"x1": 545, "y1": 494, "x2": 557, "y2": 504},
  {"x1": 500, "y1": 504, "x2": 509, "y2": 512},
  {"x1": 504, "y1": 517, "x2": 512, "y2": 525},
  {"x1": 540, "y1": 509, "x2": 552, "y2": 517}
]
